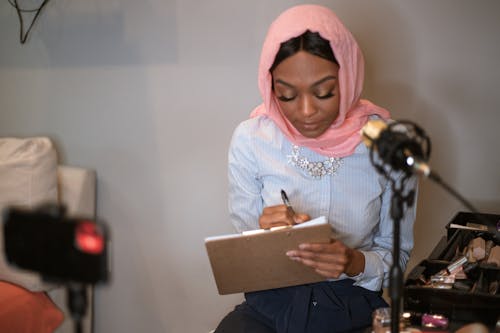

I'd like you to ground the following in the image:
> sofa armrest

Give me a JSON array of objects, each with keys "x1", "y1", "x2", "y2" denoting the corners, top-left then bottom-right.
[{"x1": 57, "y1": 165, "x2": 96, "y2": 217}]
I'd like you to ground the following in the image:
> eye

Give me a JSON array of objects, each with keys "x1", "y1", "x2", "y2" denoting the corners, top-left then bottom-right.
[
  {"x1": 316, "y1": 91, "x2": 335, "y2": 100},
  {"x1": 277, "y1": 95, "x2": 296, "y2": 102}
]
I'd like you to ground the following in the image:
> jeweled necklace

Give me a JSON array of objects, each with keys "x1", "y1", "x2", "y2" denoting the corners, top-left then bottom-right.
[{"x1": 288, "y1": 145, "x2": 343, "y2": 179}]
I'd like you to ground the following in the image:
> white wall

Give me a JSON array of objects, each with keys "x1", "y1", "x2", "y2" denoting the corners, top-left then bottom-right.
[{"x1": 1, "y1": 1, "x2": 499, "y2": 332}]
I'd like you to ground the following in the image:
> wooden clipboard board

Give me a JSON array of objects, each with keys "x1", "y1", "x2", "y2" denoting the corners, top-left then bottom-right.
[{"x1": 205, "y1": 217, "x2": 332, "y2": 295}]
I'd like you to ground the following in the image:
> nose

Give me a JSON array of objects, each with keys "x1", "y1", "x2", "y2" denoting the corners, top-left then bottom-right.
[{"x1": 299, "y1": 95, "x2": 317, "y2": 117}]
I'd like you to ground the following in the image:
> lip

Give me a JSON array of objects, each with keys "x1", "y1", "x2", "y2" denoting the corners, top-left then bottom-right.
[
  {"x1": 300, "y1": 122, "x2": 320, "y2": 130},
  {"x1": 296, "y1": 121, "x2": 327, "y2": 138}
]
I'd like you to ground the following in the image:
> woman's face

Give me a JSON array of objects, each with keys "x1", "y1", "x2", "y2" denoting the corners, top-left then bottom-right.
[{"x1": 272, "y1": 50, "x2": 340, "y2": 138}]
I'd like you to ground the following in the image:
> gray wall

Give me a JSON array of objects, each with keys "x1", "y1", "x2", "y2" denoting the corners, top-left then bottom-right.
[{"x1": 1, "y1": 1, "x2": 499, "y2": 332}]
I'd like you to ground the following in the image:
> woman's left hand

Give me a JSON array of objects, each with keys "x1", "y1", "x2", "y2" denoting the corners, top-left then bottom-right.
[{"x1": 285, "y1": 239, "x2": 365, "y2": 278}]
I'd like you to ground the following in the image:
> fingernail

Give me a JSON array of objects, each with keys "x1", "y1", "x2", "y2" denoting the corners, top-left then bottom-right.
[{"x1": 286, "y1": 251, "x2": 294, "y2": 256}]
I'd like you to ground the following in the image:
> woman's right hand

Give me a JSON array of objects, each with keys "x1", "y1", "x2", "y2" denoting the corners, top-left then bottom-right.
[{"x1": 258, "y1": 205, "x2": 310, "y2": 229}]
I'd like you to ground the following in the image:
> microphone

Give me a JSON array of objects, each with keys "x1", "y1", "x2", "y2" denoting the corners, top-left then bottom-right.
[
  {"x1": 362, "y1": 118, "x2": 483, "y2": 215},
  {"x1": 361, "y1": 119, "x2": 432, "y2": 177}
]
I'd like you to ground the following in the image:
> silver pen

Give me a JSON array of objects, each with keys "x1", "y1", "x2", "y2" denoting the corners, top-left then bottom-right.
[{"x1": 280, "y1": 189, "x2": 296, "y2": 216}]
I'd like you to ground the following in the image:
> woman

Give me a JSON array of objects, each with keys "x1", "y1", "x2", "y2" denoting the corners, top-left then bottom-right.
[{"x1": 217, "y1": 4, "x2": 417, "y2": 333}]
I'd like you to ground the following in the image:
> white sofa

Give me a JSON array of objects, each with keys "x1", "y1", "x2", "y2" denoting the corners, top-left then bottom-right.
[{"x1": 0, "y1": 137, "x2": 95, "y2": 333}]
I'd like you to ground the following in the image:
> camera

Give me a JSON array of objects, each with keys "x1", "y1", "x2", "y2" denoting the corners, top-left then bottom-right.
[{"x1": 3, "y1": 204, "x2": 108, "y2": 284}]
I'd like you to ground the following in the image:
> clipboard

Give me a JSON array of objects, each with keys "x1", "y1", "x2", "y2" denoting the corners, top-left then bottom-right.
[{"x1": 205, "y1": 216, "x2": 332, "y2": 295}]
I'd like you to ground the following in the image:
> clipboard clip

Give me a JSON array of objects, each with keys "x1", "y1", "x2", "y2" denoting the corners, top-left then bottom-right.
[{"x1": 241, "y1": 225, "x2": 292, "y2": 236}]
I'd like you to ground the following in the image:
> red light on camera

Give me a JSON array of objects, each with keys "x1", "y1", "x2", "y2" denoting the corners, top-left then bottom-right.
[{"x1": 75, "y1": 221, "x2": 104, "y2": 255}]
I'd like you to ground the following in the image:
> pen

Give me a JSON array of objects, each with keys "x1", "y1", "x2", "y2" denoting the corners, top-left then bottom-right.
[{"x1": 280, "y1": 189, "x2": 296, "y2": 216}]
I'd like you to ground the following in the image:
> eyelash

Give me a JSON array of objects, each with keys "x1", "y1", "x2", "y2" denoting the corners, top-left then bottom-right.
[
  {"x1": 317, "y1": 92, "x2": 335, "y2": 100},
  {"x1": 277, "y1": 92, "x2": 335, "y2": 102},
  {"x1": 277, "y1": 96, "x2": 295, "y2": 102}
]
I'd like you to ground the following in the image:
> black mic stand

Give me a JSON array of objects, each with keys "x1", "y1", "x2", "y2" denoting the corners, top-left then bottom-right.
[
  {"x1": 369, "y1": 155, "x2": 416, "y2": 333},
  {"x1": 367, "y1": 120, "x2": 429, "y2": 333},
  {"x1": 387, "y1": 176, "x2": 415, "y2": 333}
]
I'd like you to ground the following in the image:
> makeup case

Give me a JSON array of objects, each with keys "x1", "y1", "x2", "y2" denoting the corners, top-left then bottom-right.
[{"x1": 404, "y1": 212, "x2": 500, "y2": 327}]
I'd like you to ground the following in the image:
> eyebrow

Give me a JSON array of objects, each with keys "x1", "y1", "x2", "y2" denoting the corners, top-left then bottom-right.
[{"x1": 275, "y1": 75, "x2": 337, "y2": 89}]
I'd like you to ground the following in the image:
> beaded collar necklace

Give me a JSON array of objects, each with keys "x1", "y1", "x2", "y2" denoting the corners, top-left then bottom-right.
[{"x1": 287, "y1": 145, "x2": 343, "y2": 179}]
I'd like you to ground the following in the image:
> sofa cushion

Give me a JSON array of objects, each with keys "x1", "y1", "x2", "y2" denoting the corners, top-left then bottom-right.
[{"x1": 0, "y1": 137, "x2": 58, "y2": 291}]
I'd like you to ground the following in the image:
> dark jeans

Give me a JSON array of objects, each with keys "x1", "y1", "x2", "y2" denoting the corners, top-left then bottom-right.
[{"x1": 215, "y1": 279, "x2": 387, "y2": 333}]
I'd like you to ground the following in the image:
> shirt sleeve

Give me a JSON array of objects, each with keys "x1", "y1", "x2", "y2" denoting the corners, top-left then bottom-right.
[
  {"x1": 227, "y1": 122, "x2": 263, "y2": 232},
  {"x1": 354, "y1": 173, "x2": 418, "y2": 291}
]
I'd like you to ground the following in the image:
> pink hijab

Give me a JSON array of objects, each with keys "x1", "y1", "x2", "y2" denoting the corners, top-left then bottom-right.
[{"x1": 251, "y1": 4, "x2": 390, "y2": 157}]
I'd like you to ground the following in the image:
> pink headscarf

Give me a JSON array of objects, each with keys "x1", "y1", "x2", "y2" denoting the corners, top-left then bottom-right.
[{"x1": 251, "y1": 4, "x2": 390, "y2": 157}]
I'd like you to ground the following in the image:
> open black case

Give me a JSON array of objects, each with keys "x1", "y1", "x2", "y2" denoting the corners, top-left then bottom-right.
[{"x1": 404, "y1": 212, "x2": 500, "y2": 327}]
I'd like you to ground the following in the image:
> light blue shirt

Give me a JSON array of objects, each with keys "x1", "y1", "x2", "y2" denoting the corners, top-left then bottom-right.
[{"x1": 228, "y1": 115, "x2": 418, "y2": 291}]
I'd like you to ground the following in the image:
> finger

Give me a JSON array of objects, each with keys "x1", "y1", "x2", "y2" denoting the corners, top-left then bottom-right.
[
  {"x1": 288, "y1": 247, "x2": 350, "y2": 267},
  {"x1": 293, "y1": 213, "x2": 311, "y2": 224},
  {"x1": 303, "y1": 252, "x2": 347, "y2": 265},
  {"x1": 259, "y1": 218, "x2": 290, "y2": 229},
  {"x1": 263, "y1": 206, "x2": 310, "y2": 226},
  {"x1": 298, "y1": 241, "x2": 344, "y2": 253},
  {"x1": 260, "y1": 206, "x2": 311, "y2": 228},
  {"x1": 286, "y1": 249, "x2": 342, "y2": 264},
  {"x1": 259, "y1": 207, "x2": 294, "y2": 229},
  {"x1": 291, "y1": 257, "x2": 345, "y2": 278}
]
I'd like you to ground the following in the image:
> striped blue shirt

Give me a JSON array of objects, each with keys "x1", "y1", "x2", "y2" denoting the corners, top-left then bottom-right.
[{"x1": 228, "y1": 115, "x2": 417, "y2": 291}]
